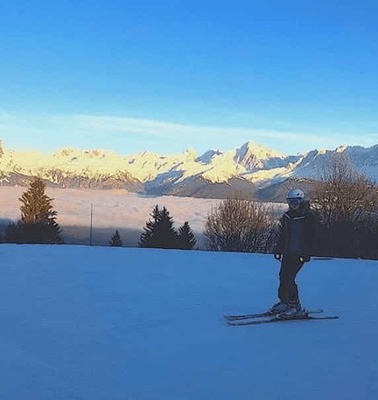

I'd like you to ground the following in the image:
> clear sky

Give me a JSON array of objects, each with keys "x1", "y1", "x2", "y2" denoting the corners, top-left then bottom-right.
[{"x1": 0, "y1": 0, "x2": 377, "y2": 156}]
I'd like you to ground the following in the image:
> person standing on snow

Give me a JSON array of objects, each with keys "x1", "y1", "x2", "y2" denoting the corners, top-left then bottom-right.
[{"x1": 269, "y1": 188, "x2": 316, "y2": 317}]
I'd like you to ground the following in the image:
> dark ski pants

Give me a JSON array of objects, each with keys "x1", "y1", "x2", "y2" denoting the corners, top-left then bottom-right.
[{"x1": 278, "y1": 255, "x2": 304, "y2": 304}]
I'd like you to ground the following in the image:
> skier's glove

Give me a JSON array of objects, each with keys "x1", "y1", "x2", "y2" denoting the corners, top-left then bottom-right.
[
  {"x1": 274, "y1": 254, "x2": 282, "y2": 261},
  {"x1": 299, "y1": 256, "x2": 305, "y2": 263},
  {"x1": 299, "y1": 255, "x2": 310, "y2": 263}
]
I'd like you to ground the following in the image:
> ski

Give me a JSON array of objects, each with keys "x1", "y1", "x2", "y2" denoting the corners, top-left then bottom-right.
[
  {"x1": 224, "y1": 308, "x2": 323, "y2": 321},
  {"x1": 226, "y1": 314, "x2": 339, "y2": 326}
]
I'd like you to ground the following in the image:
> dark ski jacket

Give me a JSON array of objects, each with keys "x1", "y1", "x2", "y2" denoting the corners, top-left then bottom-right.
[{"x1": 274, "y1": 201, "x2": 316, "y2": 261}]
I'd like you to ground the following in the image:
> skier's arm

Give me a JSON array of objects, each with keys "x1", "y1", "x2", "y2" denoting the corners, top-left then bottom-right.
[{"x1": 302, "y1": 211, "x2": 317, "y2": 260}]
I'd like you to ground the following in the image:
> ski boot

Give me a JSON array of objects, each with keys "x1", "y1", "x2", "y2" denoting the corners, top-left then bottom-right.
[
  {"x1": 268, "y1": 301, "x2": 289, "y2": 315},
  {"x1": 276, "y1": 301, "x2": 308, "y2": 319}
]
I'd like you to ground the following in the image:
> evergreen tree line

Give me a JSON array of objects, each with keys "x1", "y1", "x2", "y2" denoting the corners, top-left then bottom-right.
[
  {"x1": 3, "y1": 152, "x2": 378, "y2": 260},
  {"x1": 0, "y1": 177, "x2": 197, "y2": 250},
  {"x1": 2, "y1": 177, "x2": 63, "y2": 244},
  {"x1": 138, "y1": 205, "x2": 197, "y2": 250}
]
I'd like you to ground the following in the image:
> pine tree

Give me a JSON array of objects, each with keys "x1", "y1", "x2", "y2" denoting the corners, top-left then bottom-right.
[
  {"x1": 155, "y1": 207, "x2": 178, "y2": 249},
  {"x1": 139, "y1": 205, "x2": 178, "y2": 249},
  {"x1": 178, "y1": 221, "x2": 197, "y2": 250},
  {"x1": 109, "y1": 230, "x2": 123, "y2": 247},
  {"x1": 4, "y1": 222, "x2": 22, "y2": 243},
  {"x1": 6, "y1": 177, "x2": 64, "y2": 244},
  {"x1": 139, "y1": 205, "x2": 161, "y2": 248}
]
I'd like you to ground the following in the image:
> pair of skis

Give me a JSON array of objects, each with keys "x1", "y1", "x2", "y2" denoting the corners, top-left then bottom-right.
[{"x1": 224, "y1": 308, "x2": 339, "y2": 326}]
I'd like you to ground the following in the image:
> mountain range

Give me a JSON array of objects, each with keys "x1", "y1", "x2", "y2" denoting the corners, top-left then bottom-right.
[{"x1": 1, "y1": 140, "x2": 377, "y2": 201}]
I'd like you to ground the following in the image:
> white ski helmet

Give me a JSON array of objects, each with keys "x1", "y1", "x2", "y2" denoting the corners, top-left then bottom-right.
[
  {"x1": 286, "y1": 188, "x2": 305, "y2": 210},
  {"x1": 286, "y1": 188, "x2": 305, "y2": 200}
]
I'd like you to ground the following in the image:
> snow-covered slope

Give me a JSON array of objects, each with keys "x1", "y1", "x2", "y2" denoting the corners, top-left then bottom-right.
[
  {"x1": 0, "y1": 140, "x2": 377, "y2": 199},
  {"x1": 234, "y1": 141, "x2": 299, "y2": 171},
  {"x1": 0, "y1": 244, "x2": 377, "y2": 400},
  {"x1": 288, "y1": 145, "x2": 378, "y2": 182}
]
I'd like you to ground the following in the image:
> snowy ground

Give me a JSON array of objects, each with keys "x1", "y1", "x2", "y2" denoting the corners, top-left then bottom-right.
[{"x1": 0, "y1": 244, "x2": 377, "y2": 399}]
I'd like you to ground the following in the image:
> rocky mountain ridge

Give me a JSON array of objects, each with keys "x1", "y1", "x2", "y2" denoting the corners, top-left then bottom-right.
[{"x1": 0, "y1": 141, "x2": 377, "y2": 201}]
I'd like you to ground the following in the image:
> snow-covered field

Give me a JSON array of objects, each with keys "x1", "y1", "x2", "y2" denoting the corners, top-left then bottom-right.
[
  {"x1": 0, "y1": 244, "x2": 377, "y2": 400},
  {"x1": 0, "y1": 187, "x2": 225, "y2": 247}
]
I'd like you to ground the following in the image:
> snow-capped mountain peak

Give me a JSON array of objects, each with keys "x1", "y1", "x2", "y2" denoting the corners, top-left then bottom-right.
[
  {"x1": 234, "y1": 141, "x2": 288, "y2": 171},
  {"x1": 0, "y1": 140, "x2": 377, "y2": 200}
]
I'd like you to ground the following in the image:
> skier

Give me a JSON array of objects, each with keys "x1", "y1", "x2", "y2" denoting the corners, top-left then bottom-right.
[{"x1": 269, "y1": 188, "x2": 316, "y2": 317}]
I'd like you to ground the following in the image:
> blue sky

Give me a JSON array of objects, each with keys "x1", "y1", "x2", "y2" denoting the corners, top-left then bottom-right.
[{"x1": 0, "y1": 0, "x2": 377, "y2": 155}]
